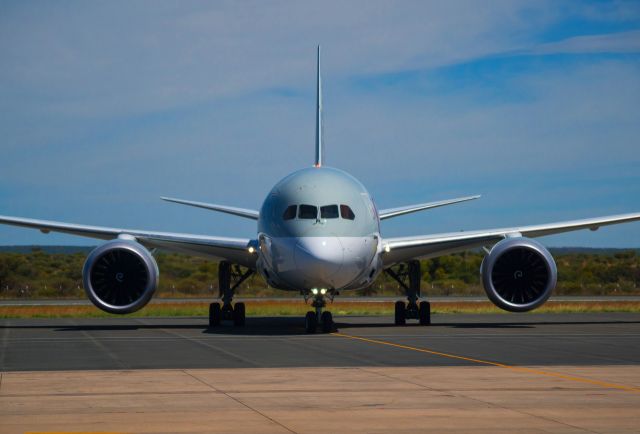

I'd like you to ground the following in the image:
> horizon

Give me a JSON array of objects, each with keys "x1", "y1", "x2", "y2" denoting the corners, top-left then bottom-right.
[
  {"x1": 1, "y1": 244, "x2": 638, "y2": 252},
  {"x1": 1, "y1": 1, "x2": 639, "y2": 247}
]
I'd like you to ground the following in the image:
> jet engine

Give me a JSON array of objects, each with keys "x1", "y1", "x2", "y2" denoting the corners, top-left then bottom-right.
[
  {"x1": 480, "y1": 237, "x2": 557, "y2": 312},
  {"x1": 82, "y1": 240, "x2": 159, "y2": 314}
]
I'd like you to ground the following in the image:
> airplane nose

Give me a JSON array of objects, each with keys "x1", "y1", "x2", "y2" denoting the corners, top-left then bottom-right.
[{"x1": 294, "y1": 237, "x2": 344, "y2": 285}]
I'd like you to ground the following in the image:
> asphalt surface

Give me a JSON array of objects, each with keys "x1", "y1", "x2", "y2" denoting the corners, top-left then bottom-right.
[{"x1": 2, "y1": 313, "x2": 640, "y2": 371}]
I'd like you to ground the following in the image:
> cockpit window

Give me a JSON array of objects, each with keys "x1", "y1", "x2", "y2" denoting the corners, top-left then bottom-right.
[
  {"x1": 299, "y1": 204, "x2": 318, "y2": 219},
  {"x1": 340, "y1": 204, "x2": 355, "y2": 220},
  {"x1": 282, "y1": 205, "x2": 297, "y2": 220},
  {"x1": 320, "y1": 205, "x2": 339, "y2": 219}
]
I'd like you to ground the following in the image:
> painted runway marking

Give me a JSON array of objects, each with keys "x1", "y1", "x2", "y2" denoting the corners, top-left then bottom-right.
[{"x1": 332, "y1": 332, "x2": 640, "y2": 394}]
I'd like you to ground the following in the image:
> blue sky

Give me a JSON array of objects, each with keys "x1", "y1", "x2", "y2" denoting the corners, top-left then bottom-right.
[{"x1": 0, "y1": 0, "x2": 639, "y2": 247}]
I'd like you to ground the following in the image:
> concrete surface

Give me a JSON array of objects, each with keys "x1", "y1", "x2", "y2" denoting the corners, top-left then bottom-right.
[{"x1": 1, "y1": 366, "x2": 639, "y2": 433}]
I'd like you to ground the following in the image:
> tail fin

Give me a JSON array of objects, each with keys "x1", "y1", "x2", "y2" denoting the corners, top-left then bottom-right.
[{"x1": 315, "y1": 45, "x2": 323, "y2": 167}]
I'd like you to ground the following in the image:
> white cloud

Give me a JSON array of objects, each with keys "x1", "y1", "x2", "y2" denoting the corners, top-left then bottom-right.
[
  {"x1": 0, "y1": 0, "x2": 555, "y2": 119},
  {"x1": 329, "y1": 59, "x2": 640, "y2": 183},
  {"x1": 527, "y1": 30, "x2": 640, "y2": 55}
]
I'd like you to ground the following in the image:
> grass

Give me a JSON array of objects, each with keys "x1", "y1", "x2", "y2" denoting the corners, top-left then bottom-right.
[{"x1": 1, "y1": 300, "x2": 640, "y2": 319}]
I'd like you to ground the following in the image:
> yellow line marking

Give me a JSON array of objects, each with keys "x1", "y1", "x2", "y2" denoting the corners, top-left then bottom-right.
[{"x1": 331, "y1": 332, "x2": 640, "y2": 394}]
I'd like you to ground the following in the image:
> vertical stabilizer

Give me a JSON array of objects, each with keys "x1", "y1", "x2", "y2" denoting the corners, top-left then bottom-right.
[{"x1": 315, "y1": 45, "x2": 323, "y2": 167}]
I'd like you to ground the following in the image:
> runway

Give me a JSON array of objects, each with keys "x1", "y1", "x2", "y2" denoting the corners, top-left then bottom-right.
[
  {"x1": 2, "y1": 313, "x2": 640, "y2": 433},
  {"x1": 1, "y1": 313, "x2": 640, "y2": 371}
]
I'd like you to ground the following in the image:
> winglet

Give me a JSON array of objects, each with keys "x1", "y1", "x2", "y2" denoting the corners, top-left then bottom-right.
[{"x1": 314, "y1": 45, "x2": 323, "y2": 167}]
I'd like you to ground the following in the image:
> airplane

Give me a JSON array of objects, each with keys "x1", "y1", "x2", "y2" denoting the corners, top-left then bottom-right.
[{"x1": 2, "y1": 46, "x2": 640, "y2": 333}]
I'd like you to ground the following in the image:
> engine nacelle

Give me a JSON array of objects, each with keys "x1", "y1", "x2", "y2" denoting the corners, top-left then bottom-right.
[
  {"x1": 480, "y1": 237, "x2": 557, "y2": 312},
  {"x1": 82, "y1": 240, "x2": 159, "y2": 314}
]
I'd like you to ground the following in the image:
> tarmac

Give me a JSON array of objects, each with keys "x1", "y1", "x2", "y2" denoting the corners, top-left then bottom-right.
[
  {"x1": 2, "y1": 313, "x2": 640, "y2": 370},
  {"x1": 1, "y1": 313, "x2": 640, "y2": 433}
]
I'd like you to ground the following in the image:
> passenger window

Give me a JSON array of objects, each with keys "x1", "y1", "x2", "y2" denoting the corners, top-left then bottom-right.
[
  {"x1": 320, "y1": 205, "x2": 339, "y2": 219},
  {"x1": 282, "y1": 205, "x2": 297, "y2": 220},
  {"x1": 340, "y1": 204, "x2": 355, "y2": 220},
  {"x1": 299, "y1": 204, "x2": 318, "y2": 219}
]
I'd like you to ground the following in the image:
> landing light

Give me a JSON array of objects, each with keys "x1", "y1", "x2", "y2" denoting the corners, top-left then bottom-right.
[
  {"x1": 320, "y1": 288, "x2": 327, "y2": 295},
  {"x1": 311, "y1": 288, "x2": 319, "y2": 295},
  {"x1": 248, "y1": 246, "x2": 255, "y2": 254}
]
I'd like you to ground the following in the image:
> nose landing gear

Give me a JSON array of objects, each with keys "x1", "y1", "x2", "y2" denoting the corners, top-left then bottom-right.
[
  {"x1": 304, "y1": 290, "x2": 334, "y2": 333},
  {"x1": 386, "y1": 260, "x2": 431, "y2": 326}
]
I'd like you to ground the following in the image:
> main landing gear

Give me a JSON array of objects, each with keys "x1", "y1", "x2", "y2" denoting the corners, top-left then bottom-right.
[
  {"x1": 209, "y1": 261, "x2": 254, "y2": 328},
  {"x1": 304, "y1": 289, "x2": 334, "y2": 334},
  {"x1": 385, "y1": 260, "x2": 431, "y2": 326}
]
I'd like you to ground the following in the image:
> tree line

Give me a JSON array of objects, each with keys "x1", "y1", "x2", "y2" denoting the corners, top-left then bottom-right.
[{"x1": 0, "y1": 249, "x2": 638, "y2": 298}]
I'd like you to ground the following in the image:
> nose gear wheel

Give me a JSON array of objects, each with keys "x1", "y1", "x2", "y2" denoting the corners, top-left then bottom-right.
[{"x1": 303, "y1": 291, "x2": 334, "y2": 333}]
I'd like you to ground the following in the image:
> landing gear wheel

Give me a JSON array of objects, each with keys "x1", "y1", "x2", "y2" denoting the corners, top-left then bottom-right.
[
  {"x1": 394, "y1": 301, "x2": 406, "y2": 325},
  {"x1": 305, "y1": 311, "x2": 318, "y2": 333},
  {"x1": 233, "y1": 302, "x2": 246, "y2": 326},
  {"x1": 320, "y1": 311, "x2": 333, "y2": 333},
  {"x1": 419, "y1": 301, "x2": 431, "y2": 326},
  {"x1": 209, "y1": 302, "x2": 221, "y2": 327}
]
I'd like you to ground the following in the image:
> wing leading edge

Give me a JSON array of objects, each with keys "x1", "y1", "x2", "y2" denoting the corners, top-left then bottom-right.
[
  {"x1": 382, "y1": 212, "x2": 640, "y2": 266},
  {"x1": 0, "y1": 214, "x2": 256, "y2": 268}
]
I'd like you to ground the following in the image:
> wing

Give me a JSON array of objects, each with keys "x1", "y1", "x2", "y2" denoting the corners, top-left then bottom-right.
[
  {"x1": 160, "y1": 196, "x2": 259, "y2": 220},
  {"x1": 378, "y1": 195, "x2": 480, "y2": 220},
  {"x1": 382, "y1": 212, "x2": 640, "y2": 266},
  {"x1": 0, "y1": 214, "x2": 256, "y2": 268}
]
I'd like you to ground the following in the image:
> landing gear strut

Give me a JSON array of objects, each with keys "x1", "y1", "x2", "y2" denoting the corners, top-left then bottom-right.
[
  {"x1": 209, "y1": 261, "x2": 254, "y2": 327},
  {"x1": 385, "y1": 260, "x2": 431, "y2": 326},
  {"x1": 304, "y1": 290, "x2": 334, "y2": 333}
]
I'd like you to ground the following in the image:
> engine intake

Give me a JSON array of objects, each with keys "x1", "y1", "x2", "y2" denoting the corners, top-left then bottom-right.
[
  {"x1": 83, "y1": 240, "x2": 159, "y2": 314},
  {"x1": 481, "y1": 237, "x2": 557, "y2": 312}
]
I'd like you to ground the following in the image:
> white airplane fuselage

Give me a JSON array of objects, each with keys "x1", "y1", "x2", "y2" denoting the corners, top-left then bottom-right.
[{"x1": 256, "y1": 166, "x2": 384, "y2": 293}]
